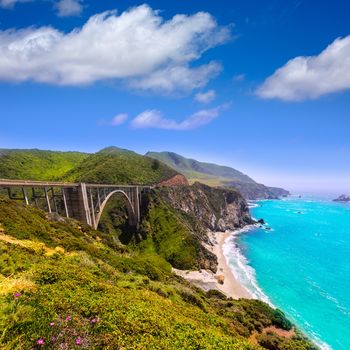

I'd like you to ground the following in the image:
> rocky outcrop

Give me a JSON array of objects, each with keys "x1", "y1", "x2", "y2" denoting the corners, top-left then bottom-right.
[
  {"x1": 333, "y1": 194, "x2": 350, "y2": 202},
  {"x1": 156, "y1": 182, "x2": 253, "y2": 232},
  {"x1": 223, "y1": 181, "x2": 290, "y2": 200},
  {"x1": 157, "y1": 174, "x2": 189, "y2": 187}
]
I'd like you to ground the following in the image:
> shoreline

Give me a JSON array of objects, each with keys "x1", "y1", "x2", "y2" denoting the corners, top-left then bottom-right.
[
  {"x1": 173, "y1": 228, "x2": 253, "y2": 299},
  {"x1": 212, "y1": 230, "x2": 252, "y2": 299}
]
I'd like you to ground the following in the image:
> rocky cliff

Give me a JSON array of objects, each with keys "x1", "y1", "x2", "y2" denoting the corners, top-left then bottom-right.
[
  {"x1": 138, "y1": 182, "x2": 253, "y2": 273},
  {"x1": 157, "y1": 182, "x2": 253, "y2": 232}
]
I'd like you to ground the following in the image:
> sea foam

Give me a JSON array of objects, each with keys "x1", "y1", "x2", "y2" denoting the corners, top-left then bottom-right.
[{"x1": 223, "y1": 226, "x2": 271, "y2": 305}]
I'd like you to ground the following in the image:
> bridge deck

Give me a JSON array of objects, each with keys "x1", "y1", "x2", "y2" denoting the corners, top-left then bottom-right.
[{"x1": 0, "y1": 179, "x2": 152, "y2": 189}]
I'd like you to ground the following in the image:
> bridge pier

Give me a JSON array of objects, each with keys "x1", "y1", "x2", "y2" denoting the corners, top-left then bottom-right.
[{"x1": 64, "y1": 184, "x2": 92, "y2": 226}]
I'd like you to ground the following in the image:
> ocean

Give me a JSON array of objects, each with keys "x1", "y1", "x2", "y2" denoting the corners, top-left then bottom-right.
[{"x1": 224, "y1": 196, "x2": 350, "y2": 350}]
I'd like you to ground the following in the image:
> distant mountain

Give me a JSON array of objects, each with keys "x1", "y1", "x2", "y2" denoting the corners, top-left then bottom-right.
[
  {"x1": 146, "y1": 151, "x2": 289, "y2": 199},
  {"x1": 146, "y1": 151, "x2": 255, "y2": 185}
]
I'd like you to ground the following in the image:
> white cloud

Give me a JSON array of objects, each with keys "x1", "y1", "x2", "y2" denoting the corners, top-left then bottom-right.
[
  {"x1": 194, "y1": 89, "x2": 216, "y2": 104},
  {"x1": 131, "y1": 104, "x2": 227, "y2": 130},
  {"x1": 256, "y1": 35, "x2": 350, "y2": 101},
  {"x1": 111, "y1": 113, "x2": 128, "y2": 126},
  {"x1": 0, "y1": 5, "x2": 230, "y2": 92},
  {"x1": 0, "y1": 0, "x2": 83, "y2": 16},
  {"x1": 55, "y1": 0, "x2": 83, "y2": 17},
  {"x1": 0, "y1": 0, "x2": 30, "y2": 8}
]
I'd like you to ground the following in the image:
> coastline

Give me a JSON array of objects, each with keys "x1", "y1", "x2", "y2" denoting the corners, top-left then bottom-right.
[
  {"x1": 212, "y1": 230, "x2": 252, "y2": 299},
  {"x1": 173, "y1": 228, "x2": 253, "y2": 299}
]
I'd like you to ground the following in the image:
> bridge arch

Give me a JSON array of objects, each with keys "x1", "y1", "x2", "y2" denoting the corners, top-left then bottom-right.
[{"x1": 94, "y1": 189, "x2": 137, "y2": 230}]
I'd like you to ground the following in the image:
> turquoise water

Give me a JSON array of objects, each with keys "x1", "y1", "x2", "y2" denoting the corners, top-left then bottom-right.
[{"x1": 226, "y1": 197, "x2": 350, "y2": 349}]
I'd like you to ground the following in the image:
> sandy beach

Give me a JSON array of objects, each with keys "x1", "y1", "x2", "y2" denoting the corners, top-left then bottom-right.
[{"x1": 173, "y1": 230, "x2": 252, "y2": 299}]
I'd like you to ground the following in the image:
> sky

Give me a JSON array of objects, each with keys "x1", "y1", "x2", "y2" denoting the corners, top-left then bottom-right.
[{"x1": 0, "y1": 0, "x2": 350, "y2": 193}]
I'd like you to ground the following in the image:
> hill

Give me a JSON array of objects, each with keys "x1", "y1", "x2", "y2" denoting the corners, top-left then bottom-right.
[
  {"x1": 0, "y1": 194, "x2": 315, "y2": 350},
  {"x1": 0, "y1": 147, "x2": 183, "y2": 186},
  {"x1": 0, "y1": 149, "x2": 88, "y2": 181},
  {"x1": 146, "y1": 151, "x2": 289, "y2": 199},
  {"x1": 61, "y1": 147, "x2": 182, "y2": 185}
]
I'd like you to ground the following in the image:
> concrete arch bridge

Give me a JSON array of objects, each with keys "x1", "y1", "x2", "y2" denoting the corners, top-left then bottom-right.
[{"x1": 0, "y1": 179, "x2": 152, "y2": 229}]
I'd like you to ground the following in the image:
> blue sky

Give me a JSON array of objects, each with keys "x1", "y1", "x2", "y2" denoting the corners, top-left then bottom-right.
[{"x1": 1, "y1": 0, "x2": 350, "y2": 192}]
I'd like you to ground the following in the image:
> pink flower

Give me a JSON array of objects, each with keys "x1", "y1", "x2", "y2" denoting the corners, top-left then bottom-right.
[
  {"x1": 51, "y1": 336, "x2": 57, "y2": 342},
  {"x1": 49, "y1": 322, "x2": 55, "y2": 327},
  {"x1": 65, "y1": 315, "x2": 72, "y2": 321},
  {"x1": 14, "y1": 292, "x2": 21, "y2": 299},
  {"x1": 75, "y1": 337, "x2": 82, "y2": 345},
  {"x1": 37, "y1": 338, "x2": 44, "y2": 345},
  {"x1": 90, "y1": 318, "x2": 98, "y2": 324}
]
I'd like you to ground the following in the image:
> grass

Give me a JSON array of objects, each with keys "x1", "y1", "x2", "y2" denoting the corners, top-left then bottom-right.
[{"x1": 0, "y1": 196, "x2": 316, "y2": 350}]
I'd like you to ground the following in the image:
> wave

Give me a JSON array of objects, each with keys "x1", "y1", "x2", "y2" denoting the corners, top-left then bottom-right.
[
  {"x1": 223, "y1": 228, "x2": 272, "y2": 305},
  {"x1": 223, "y1": 228, "x2": 333, "y2": 350}
]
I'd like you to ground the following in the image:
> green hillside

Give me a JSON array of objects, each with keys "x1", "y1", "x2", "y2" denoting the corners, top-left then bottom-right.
[
  {"x1": 0, "y1": 147, "x2": 179, "y2": 186},
  {"x1": 146, "y1": 151, "x2": 289, "y2": 199},
  {"x1": 0, "y1": 196, "x2": 315, "y2": 350},
  {"x1": 62, "y1": 147, "x2": 179, "y2": 185},
  {"x1": 146, "y1": 151, "x2": 255, "y2": 186},
  {"x1": 0, "y1": 149, "x2": 88, "y2": 181}
]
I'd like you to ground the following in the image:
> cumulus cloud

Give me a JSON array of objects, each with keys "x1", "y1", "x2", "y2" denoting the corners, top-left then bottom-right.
[
  {"x1": 0, "y1": 5, "x2": 230, "y2": 92},
  {"x1": 256, "y1": 35, "x2": 350, "y2": 101},
  {"x1": 55, "y1": 0, "x2": 83, "y2": 17},
  {"x1": 194, "y1": 89, "x2": 216, "y2": 104},
  {"x1": 130, "y1": 104, "x2": 228, "y2": 130}
]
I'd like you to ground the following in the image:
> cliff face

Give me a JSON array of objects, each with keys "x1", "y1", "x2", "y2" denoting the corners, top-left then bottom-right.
[
  {"x1": 140, "y1": 182, "x2": 253, "y2": 272},
  {"x1": 156, "y1": 182, "x2": 253, "y2": 232}
]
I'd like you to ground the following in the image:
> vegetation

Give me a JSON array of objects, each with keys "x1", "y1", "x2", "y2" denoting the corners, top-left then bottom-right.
[
  {"x1": 0, "y1": 197, "x2": 316, "y2": 349},
  {"x1": 146, "y1": 151, "x2": 255, "y2": 185},
  {"x1": 146, "y1": 151, "x2": 289, "y2": 199},
  {"x1": 63, "y1": 147, "x2": 179, "y2": 185},
  {"x1": 0, "y1": 146, "x2": 313, "y2": 349},
  {"x1": 0, "y1": 147, "x2": 178, "y2": 186},
  {"x1": 0, "y1": 149, "x2": 88, "y2": 181}
]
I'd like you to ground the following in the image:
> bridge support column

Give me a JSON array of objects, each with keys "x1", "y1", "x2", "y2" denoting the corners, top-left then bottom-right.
[
  {"x1": 65, "y1": 183, "x2": 92, "y2": 226},
  {"x1": 128, "y1": 187, "x2": 140, "y2": 226}
]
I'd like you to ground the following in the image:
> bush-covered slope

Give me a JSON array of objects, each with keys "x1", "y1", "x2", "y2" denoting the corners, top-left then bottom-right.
[
  {"x1": 0, "y1": 147, "x2": 181, "y2": 186},
  {"x1": 0, "y1": 197, "x2": 316, "y2": 350},
  {"x1": 0, "y1": 149, "x2": 88, "y2": 181},
  {"x1": 62, "y1": 147, "x2": 180, "y2": 185},
  {"x1": 146, "y1": 151, "x2": 289, "y2": 199}
]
